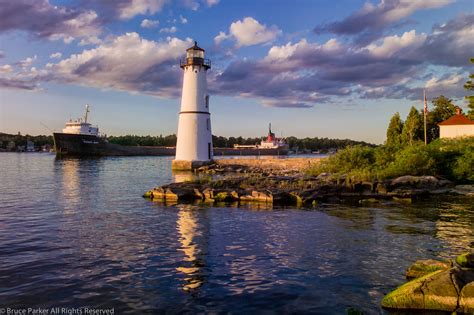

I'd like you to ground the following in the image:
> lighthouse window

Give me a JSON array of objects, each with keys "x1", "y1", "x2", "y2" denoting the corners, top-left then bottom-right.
[
  {"x1": 205, "y1": 95, "x2": 209, "y2": 109},
  {"x1": 207, "y1": 118, "x2": 210, "y2": 130}
]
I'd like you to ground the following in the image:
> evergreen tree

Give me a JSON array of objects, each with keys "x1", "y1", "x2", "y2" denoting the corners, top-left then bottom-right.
[
  {"x1": 426, "y1": 95, "x2": 457, "y2": 142},
  {"x1": 402, "y1": 106, "x2": 423, "y2": 145},
  {"x1": 464, "y1": 58, "x2": 474, "y2": 120},
  {"x1": 386, "y1": 112, "x2": 403, "y2": 147}
]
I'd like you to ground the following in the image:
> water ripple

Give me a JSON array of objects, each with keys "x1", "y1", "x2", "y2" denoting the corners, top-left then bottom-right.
[{"x1": 0, "y1": 153, "x2": 472, "y2": 314}]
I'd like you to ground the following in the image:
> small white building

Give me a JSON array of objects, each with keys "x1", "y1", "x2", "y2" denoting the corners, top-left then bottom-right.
[
  {"x1": 173, "y1": 42, "x2": 213, "y2": 170},
  {"x1": 438, "y1": 108, "x2": 474, "y2": 139}
]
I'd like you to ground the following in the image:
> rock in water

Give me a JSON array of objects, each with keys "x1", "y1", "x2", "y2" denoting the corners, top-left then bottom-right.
[
  {"x1": 460, "y1": 282, "x2": 474, "y2": 313},
  {"x1": 382, "y1": 252, "x2": 474, "y2": 313},
  {"x1": 381, "y1": 270, "x2": 442, "y2": 310},
  {"x1": 406, "y1": 259, "x2": 451, "y2": 280},
  {"x1": 422, "y1": 269, "x2": 459, "y2": 312}
]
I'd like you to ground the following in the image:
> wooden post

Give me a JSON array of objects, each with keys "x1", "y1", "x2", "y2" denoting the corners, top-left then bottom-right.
[{"x1": 424, "y1": 89, "x2": 428, "y2": 145}]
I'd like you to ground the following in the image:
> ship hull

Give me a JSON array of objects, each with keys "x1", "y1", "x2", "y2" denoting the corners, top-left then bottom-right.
[
  {"x1": 213, "y1": 147, "x2": 289, "y2": 156},
  {"x1": 53, "y1": 133, "x2": 289, "y2": 157},
  {"x1": 53, "y1": 133, "x2": 175, "y2": 157}
]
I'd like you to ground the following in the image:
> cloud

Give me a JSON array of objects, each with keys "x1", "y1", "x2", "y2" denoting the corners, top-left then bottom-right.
[
  {"x1": 260, "y1": 99, "x2": 314, "y2": 108},
  {"x1": 78, "y1": 36, "x2": 102, "y2": 46},
  {"x1": 49, "y1": 52, "x2": 62, "y2": 59},
  {"x1": 359, "y1": 70, "x2": 467, "y2": 101},
  {"x1": 116, "y1": 0, "x2": 168, "y2": 19},
  {"x1": 212, "y1": 13, "x2": 472, "y2": 108},
  {"x1": 214, "y1": 31, "x2": 231, "y2": 45},
  {"x1": 0, "y1": 77, "x2": 39, "y2": 91},
  {"x1": 419, "y1": 13, "x2": 474, "y2": 67},
  {"x1": 0, "y1": 0, "x2": 101, "y2": 43},
  {"x1": 160, "y1": 26, "x2": 177, "y2": 33},
  {"x1": 39, "y1": 33, "x2": 192, "y2": 97},
  {"x1": 365, "y1": 30, "x2": 426, "y2": 58},
  {"x1": 216, "y1": 17, "x2": 281, "y2": 47},
  {"x1": 17, "y1": 55, "x2": 37, "y2": 69},
  {"x1": 179, "y1": 15, "x2": 188, "y2": 24},
  {"x1": 141, "y1": 19, "x2": 160, "y2": 28},
  {"x1": 425, "y1": 73, "x2": 466, "y2": 98},
  {"x1": 206, "y1": 0, "x2": 220, "y2": 6},
  {"x1": 181, "y1": 0, "x2": 200, "y2": 10},
  {"x1": 315, "y1": 0, "x2": 453, "y2": 35},
  {"x1": 0, "y1": 64, "x2": 13, "y2": 73}
]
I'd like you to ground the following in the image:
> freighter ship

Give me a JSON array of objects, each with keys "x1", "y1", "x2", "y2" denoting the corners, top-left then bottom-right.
[{"x1": 53, "y1": 105, "x2": 175, "y2": 157}]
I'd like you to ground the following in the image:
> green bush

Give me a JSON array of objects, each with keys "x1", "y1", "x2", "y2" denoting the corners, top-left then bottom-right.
[
  {"x1": 308, "y1": 145, "x2": 375, "y2": 176},
  {"x1": 377, "y1": 144, "x2": 436, "y2": 179},
  {"x1": 306, "y1": 137, "x2": 473, "y2": 182},
  {"x1": 453, "y1": 149, "x2": 474, "y2": 182}
]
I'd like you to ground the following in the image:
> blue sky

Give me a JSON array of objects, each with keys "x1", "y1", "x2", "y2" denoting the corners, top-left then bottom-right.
[{"x1": 0, "y1": 0, "x2": 472, "y2": 143}]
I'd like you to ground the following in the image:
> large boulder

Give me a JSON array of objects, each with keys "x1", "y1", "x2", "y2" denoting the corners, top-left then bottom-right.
[
  {"x1": 202, "y1": 188, "x2": 215, "y2": 201},
  {"x1": 422, "y1": 269, "x2": 459, "y2": 312},
  {"x1": 460, "y1": 282, "x2": 474, "y2": 313},
  {"x1": 382, "y1": 269, "x2": 458, "y2": 312},
  {"x1": 452, "y1": 185, "x2": 474, "y2": 196},
  {"x1": 213, "y1": 190, "x2": 239, "y2": 202},
  {"x1": 381, "y1": 270, "x2": 438, "y2": 310},
  {"x1": 383, "y1": 253, "x2": 474, "y2": 313},
  {"x1": 272, "y1": 191, "x2": 301, "y2": 205},
  {"x1": 390, "y1": 175, "x2": 439, "y2": 189},
  {"x1": 406, "y1": 259, "x2": 451, "y2": 280},
  {"x1": 240, "y1": 190, "x2": 273, "y2": 202},
  {"x1": 146, "y1": 186, "x2": 203, "y2": 201}
]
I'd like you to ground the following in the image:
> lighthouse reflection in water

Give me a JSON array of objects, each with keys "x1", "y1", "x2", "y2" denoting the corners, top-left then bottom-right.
[{"x1": 176, "y1": 206, "x2": 208, "y2": 291}]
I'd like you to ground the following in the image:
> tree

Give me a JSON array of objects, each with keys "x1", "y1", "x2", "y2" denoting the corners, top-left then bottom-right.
[
  {"x1": 426, "y1": 95, "x2": 457, "y2": 142},
  {"x1": 386, "y1": 112, "x2": 403, "y2": 147},
  {"x1": 464, "y1": 58, "x2": 474, "y2": 120},
  {"x1": 402, "y1": 106, "x2": 423, "y2": 145}
]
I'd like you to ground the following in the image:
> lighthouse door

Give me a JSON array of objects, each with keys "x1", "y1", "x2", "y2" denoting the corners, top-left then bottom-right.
[{"x1": 208, "y1": 143, "x2": 211, "y2": 160}]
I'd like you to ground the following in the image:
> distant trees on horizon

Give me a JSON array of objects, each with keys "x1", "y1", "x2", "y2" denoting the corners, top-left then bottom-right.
[{"x1": 107, "y1": 134, "x2": 373, "y2": 151}]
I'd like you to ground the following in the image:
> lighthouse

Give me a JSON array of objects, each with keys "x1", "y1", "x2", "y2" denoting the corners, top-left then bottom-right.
[{"x1": 172, "y1": 41, "x2": 213, "y2": 170}]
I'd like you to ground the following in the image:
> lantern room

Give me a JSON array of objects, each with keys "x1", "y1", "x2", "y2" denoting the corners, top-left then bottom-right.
[{"x1": 180, "y1": 41, "x2": 211, "y2": 69}]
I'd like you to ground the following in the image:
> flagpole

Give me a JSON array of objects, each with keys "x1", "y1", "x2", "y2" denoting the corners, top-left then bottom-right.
[{"x1": 424, "y1": 89, "x2": 427, "y2": 145}]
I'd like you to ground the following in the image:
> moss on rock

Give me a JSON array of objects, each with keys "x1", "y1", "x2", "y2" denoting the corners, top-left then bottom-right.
[
  {"x1": 406, "y1": 259, "x2": 451, "y2": 280},
  {"x1": 456, "y1": 253, "x2": 474, "y2": 268},
  {"x1": 381, "y1": 270, "x2": 438, "y2": 309}
]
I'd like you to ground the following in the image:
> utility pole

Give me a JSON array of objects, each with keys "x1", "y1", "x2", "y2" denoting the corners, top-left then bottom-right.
[{"x1": 424, "y1": 89, "x2": 428, "y2": 145}]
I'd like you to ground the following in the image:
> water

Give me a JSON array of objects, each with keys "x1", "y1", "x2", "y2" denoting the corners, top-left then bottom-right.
[{"x1": 0, "y1": 153, "x2": 473, "y2": 314}]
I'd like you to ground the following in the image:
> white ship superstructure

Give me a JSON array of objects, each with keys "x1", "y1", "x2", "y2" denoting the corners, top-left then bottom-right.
[{"x1": 62, "y1": 104, "x2": 99, "y2": 136}]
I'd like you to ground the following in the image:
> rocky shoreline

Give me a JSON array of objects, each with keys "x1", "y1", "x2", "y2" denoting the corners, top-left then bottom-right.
[{"x1": 143, "y1": 162, "x2": 473, "y2": 205}]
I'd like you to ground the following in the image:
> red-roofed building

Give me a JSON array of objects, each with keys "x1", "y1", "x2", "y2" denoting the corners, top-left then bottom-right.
[{"x1": 438, "y1": 107, "x2": 474, "y2": 139}]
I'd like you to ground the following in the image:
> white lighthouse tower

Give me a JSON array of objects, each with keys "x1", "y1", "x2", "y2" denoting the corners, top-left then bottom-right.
[{"x1": 172, "y1": 41, "x2": 213, "y2": 170}]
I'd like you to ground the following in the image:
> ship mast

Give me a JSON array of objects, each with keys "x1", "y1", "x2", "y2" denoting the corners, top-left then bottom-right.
[{"x1": 84, "y1": 104, "x2": 90, "y2": 123}]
